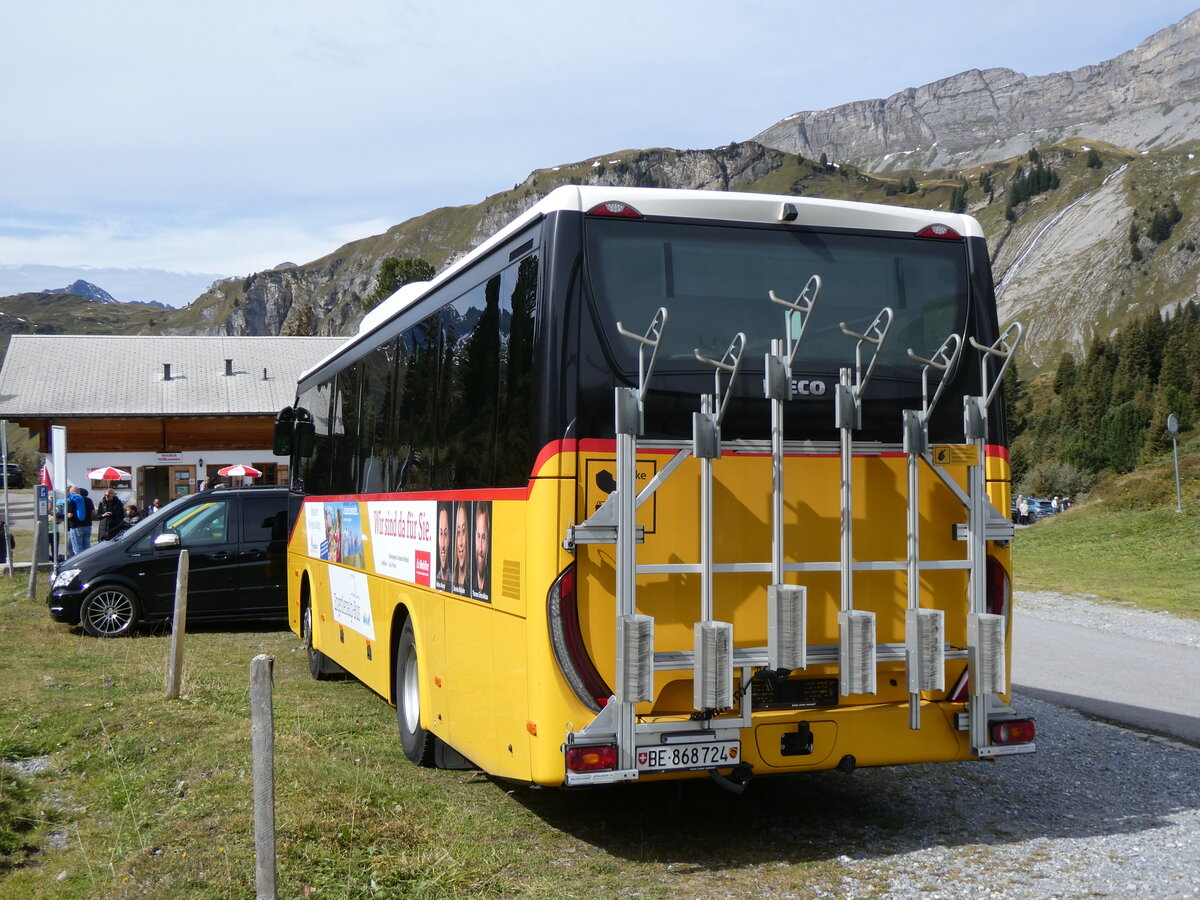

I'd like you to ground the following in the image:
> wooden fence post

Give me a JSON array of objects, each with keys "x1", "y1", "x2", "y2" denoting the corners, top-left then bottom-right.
[
  {"x1": 26, "y1": 523, "x2": 45, "y2": 600},
  {"x1": 250, "y1": 654, "x2": 277, "y2": 900},
  {"x1": 165, "y1": 549, "x2": 189, "y2": 699}
]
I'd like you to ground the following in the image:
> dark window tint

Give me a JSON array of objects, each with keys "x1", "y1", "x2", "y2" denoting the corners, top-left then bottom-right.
[
  {"x1": 242, "y1": 495, "x2": 289, "y2": 543},
  {"x1": 584, "y1": 219, "x2": 967, "y2": 374}
]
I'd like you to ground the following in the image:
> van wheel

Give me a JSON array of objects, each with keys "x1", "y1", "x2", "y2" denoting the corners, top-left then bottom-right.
[
  {"x1": 80, "y1": 586, "x2": 140, "y2": 638},
  {"x1": 396, "y1": 620, "x2": 435, "y2": 766},
  {"x1": 302, "y1": 602, "x2": 339, "y2": 681}
]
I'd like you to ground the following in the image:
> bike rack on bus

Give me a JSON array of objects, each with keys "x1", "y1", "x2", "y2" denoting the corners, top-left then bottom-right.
[
  {"x1": 961, "y1": 322, "x2": 1023, "y2": 755},
  {"x1": 562, "y1": 293, "x2": 1027, "y2": 782},
  {"x1": 902, "y1": 333, "x2": 963, "y2": 729},
  {"x1": 835, "y1": 307, "x2": 894, "y2": 696},
  {"x1": 764, "y1": 276, "x2": 821, "y2": 673},
  {"x1": 691, "y1": 332, "x2": 747, "y2": 712}
]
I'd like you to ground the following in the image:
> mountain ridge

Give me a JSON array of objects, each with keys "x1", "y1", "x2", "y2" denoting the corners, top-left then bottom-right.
[{"x1": 752, "y1": 10, "x2": 1200, "y2": 172}]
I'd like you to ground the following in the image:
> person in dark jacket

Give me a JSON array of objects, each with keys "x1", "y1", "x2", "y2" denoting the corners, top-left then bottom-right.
[{"x1": 96, "y1": 488, "x2": 125, "y2": 540}]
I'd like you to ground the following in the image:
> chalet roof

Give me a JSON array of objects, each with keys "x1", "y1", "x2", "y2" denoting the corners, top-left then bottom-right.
[{"x1": 0, "y1": 335, "x2": 346, "y2": 418}]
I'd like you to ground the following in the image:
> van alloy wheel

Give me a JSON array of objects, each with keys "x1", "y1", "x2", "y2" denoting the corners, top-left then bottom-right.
[{"x1": 80, "y1": 586, "x2": 140, "y2": 638}]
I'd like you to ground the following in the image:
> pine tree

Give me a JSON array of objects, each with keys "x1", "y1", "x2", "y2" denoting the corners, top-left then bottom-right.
[
  {"x1": 1099, "y1": 401, "x2": 1148, "y2": 473},
  {"x1": 1052, "y1": 352, "x2": 1077, "y2": 396}
]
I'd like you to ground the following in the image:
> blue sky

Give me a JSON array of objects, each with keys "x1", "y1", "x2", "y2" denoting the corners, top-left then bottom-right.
[{"x1": 2, "y1": 1, "x2": 1197, "y2": 305}]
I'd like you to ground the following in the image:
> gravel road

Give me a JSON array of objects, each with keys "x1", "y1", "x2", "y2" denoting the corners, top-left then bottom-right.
[{"x1": 809, "y1": 592, "x2": 1200, "y2": 899}]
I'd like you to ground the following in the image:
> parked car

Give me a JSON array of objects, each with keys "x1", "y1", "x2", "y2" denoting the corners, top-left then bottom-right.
[
  {"x1": 2, "y1": 464, "x2": 25, "y2": 488},
  {"x1": 1029, "y1": 498, "x2": 1056, "y2": 519},
  {"x1": 48, "y1": 485, "x2": 301, "y2": 637}
]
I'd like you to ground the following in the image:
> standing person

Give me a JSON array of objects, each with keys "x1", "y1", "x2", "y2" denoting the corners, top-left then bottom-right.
[
  {"x1": 96, "y1": 488, "x2": 125, "y2": 540},
  {"x1": 1018, "y1": 495, "x2": 1030, "y2": 526},
  {"x1": 79, "y1": 487, "x2": 95, "y2": 551},
  {"x1": 65, "y1": 485, "x2": 88, "y2": 556},
  {"x1": 149, "y1": 498, "x2": 162, "y2": 516},
  {"x1": 1051, "y1": 496, "x2": 1060, "y2": 514}
]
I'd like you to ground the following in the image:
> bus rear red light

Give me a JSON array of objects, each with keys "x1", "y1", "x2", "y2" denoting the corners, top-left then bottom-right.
[
  {"x1": 587, "y1": 201, "x2": 644, "y2": 219},
  {"x1": 986, "y1": 557, "x2": 1009, "y2": 617},
  {"x1": 915, "y1": 223, "x2": 963, "y2": 240},
  {"x1": 991, "y1": 719, "x2": 1036, "y2": 745},
  {"x1": 566, "y1": 744, "x2": 618, "y2": 772},
  {"x1": 547, "y1": 563, "x2": 612, "y2": 712}
]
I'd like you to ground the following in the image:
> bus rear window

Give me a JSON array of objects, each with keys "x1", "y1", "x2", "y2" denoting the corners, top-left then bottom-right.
[{"x1": 583, "y1": 219, "x2": 968, "y2": 374}]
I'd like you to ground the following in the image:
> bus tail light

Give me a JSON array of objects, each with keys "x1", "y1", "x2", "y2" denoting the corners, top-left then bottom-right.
[
  {"x1": 565, "y1": 743, "x2": 618, "y2": 773},
  {"x1": 915, "y1": 223, "x2": 963, "y2": 240},
  {"x1": 547, "y1": 564, "x2": 612, "y2": 712},
  {"x1": 986, "y1": 557, "x2": 1009, "y2": 617},
  {"x1": 991, "y1": 719, "x2": 1036, "y2": 745},
  {"x1": 587, "y1": 201, "x2": 643, "y2": 219}
]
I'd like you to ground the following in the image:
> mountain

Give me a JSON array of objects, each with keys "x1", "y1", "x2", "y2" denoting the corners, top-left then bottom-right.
[
  {"x1": 43, "y1": 279, "x2": 118, "y2": 304},
  {"x1": 4, "y1": 11, "x2": 1198, "y2": 375},
  {"x1": 751, "y1": 11, "x2": 1200, "y2": 173}
]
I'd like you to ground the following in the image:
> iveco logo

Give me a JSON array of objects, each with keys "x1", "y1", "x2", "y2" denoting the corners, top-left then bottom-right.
[{"x1": 790, "y1": 379, "x2": 827, "y2": 397}]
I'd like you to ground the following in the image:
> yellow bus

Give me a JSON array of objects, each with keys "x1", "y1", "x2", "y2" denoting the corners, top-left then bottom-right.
[{"x1": 275, "y1": 185, "x2": 1035, "y2": 788}]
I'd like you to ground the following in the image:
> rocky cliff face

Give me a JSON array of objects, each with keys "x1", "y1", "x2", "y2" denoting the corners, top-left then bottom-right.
[
  {"x1": 752, "y1": 11, "x2": 1200, "y2": 171},
  {"x1": 178, "y1": 143, "x2": 790, "y2": 338}
]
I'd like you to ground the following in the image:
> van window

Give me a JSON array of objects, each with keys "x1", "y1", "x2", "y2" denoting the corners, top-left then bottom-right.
[
  {"x1": 133, "y1": 498, "x2": 232, "y2": 549},
  {"x1": 243, "y1": 496, "x2": 288, "y2": 543}
]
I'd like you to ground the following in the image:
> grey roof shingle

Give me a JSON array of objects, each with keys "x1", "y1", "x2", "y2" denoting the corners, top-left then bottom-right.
[{"x1": 0, "y1": 335, "x2": 347, "y2": 417}]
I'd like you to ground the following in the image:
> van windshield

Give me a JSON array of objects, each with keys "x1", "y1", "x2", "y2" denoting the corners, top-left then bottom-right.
[{"x1": 584, "y1": 218, "x2": 968, "y2": 376}]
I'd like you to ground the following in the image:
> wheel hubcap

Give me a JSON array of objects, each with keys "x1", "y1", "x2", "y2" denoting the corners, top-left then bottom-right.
[
  {"x1": 402, "y1": 646, "x2": 420, "y2": 733},
  {"x1": 86, "y1": 591, "x2": 133, "y2": 635}
]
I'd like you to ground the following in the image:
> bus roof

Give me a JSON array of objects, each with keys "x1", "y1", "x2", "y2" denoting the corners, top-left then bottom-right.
[{"x1": 299, "y1": 186, "x2": 986, "y2": 384}]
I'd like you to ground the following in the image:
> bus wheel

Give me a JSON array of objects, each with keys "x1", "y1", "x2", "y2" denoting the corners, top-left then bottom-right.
[
  {"x1": 302, "y1": 602, "x2": 339, "y2": 681},
  {"x1": 396, "y1": 619, "x2": 435, "y2": 766}
]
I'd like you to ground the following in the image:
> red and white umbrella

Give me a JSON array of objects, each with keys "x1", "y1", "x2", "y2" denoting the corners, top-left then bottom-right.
[
  {"x1": 86, "y1": 466, "x2": 132, "y2": 481},
  {"x1": 217, "y1": 464, "x2": 262, "y2": 478}
]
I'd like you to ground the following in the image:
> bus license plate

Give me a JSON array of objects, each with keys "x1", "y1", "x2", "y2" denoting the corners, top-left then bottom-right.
[{"x1": 636, "y1": 740, "x2": 740, "y2": 772}]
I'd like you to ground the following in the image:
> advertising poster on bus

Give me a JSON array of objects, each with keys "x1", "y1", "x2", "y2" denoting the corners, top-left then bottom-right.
[
  {"x1": 365, "y1": 499, "x2": 435, "y2": 587},
  {"x1": 470, "y1": 500, "x2": 491, "y2": 603},
  {"x1": 439, "y1": 499, "x2": 492, "y2": 602},
  {"x1": 327, "y1": 564, "x2": 374, "y2": 641}
]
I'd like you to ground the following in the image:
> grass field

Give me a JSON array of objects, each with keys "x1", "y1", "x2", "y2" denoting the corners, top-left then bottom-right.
[
  {"x1": 1, "y1": 450, "x2": 1195, "y2": 897},
  {"x1": 1012, "y1": 440, "x2": 1200, "y2": 619},
  {"x1": 0, "y1": 576, "x2": 865, "y2": 900}
]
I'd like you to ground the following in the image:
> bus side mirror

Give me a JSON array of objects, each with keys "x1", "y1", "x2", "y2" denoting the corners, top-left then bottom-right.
[{"x1": 273, "y1": 407, "x2": 295, "y2": 456}]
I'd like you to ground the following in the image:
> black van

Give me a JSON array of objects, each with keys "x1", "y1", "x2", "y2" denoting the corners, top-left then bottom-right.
[{"x1": 48, "y1": 485, "x2": 301, "y2": 637}]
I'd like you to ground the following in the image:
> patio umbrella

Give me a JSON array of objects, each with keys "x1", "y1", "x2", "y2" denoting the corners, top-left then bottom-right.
[
  {"x1": 86, "y1": 466, "x2": 132, "y2": 481},
  {"x1": 217, "y1": 464, "x2": 262, "y2": 478}
]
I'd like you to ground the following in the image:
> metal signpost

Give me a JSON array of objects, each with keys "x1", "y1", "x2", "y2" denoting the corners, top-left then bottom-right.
[{"x1": 1167, "y1": 413, "x2": 1182, "y2": 514}]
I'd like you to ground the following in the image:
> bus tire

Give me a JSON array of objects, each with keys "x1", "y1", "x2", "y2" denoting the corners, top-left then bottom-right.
[
  {"x1": 396, "y1": 619, "x2": 435, "y2": 767},
  {"x1": 302, "y1": 601, "x2": 341, "y2": 681}
]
